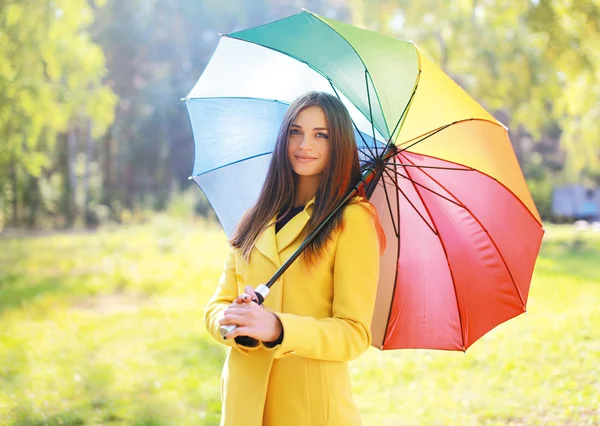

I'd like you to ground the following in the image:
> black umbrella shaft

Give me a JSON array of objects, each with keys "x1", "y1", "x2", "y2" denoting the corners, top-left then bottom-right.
[
  {"x1": 264, "y1": 144, "x2": 397, "y2": 289},
  {"x1": 233, "y1": 144, "x2": 396, "y2": 348}
]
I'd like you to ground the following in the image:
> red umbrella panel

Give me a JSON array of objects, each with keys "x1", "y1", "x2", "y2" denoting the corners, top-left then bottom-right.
[{"x1": 370, "y1": 122, "x2": 544, "y2": 351}]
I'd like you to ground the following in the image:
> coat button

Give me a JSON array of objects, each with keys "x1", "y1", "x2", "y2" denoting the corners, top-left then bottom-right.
[{"x1": 236, "y1": 273, "x2": 244, "y2": 284}]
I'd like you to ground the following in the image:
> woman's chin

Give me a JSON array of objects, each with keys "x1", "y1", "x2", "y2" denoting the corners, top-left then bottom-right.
[{"x1": 293, "y1": 169, "x2": 322, "y2": 177}]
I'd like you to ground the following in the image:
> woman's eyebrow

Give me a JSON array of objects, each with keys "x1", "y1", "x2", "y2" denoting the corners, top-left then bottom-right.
[{"x1": 291, "y1": 124, "x2": 329, "y2": 131}]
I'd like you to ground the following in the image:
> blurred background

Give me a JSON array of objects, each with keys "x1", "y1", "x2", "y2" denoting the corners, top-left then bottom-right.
[{"x1": 0, "y1": 0, "x2": 599, "y2": 425}]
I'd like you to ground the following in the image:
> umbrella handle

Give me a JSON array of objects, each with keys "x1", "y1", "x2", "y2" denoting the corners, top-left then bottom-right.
[{"x1": 219, "y1": 284, "x2": 270, "y2": 348}]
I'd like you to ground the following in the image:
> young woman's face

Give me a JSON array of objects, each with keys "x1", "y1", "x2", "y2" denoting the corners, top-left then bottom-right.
[{"x1": 287, "y1": 106, "x2": 330, "y2": 179}]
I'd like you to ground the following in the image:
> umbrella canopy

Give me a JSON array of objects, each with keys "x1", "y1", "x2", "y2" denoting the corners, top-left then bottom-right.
[{"x1": 185, "y1": 10, "x2": 544, "y2": 351}]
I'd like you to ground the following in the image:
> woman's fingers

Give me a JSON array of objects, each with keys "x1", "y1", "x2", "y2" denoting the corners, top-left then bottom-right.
[
  {"x1": 221, "y1": 302, "x2": 261, "y2": 324},
  {"x1": 223, "y1": 306, "x2": 253, "y2": 316},
  {"x1": 225, "y1": 326, "x2": 253, "y2": 340},
  {"x1": 231, "y1": 297, "x2": 250, "y2": 306},
  {"x1": 219, "y1": 312, "x2": 249, "y2": 326},
  {"x1": 232, "y1": 286, "x2": 259, "y2": 304},
  {"x1": 244, "y1": 285, "x2": 258, "y2": 302},
  {"x1": 237, "y1": 286, "x2": 258, "y2": 303}
]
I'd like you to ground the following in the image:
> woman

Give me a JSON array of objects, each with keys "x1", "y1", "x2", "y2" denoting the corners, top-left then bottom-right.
[{"x1": 204, "y1": 91, "x2": 385, "y2": 426}]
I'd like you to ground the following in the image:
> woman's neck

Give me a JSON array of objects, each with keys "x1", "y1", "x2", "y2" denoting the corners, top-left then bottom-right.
[{"x1": 294, "y1": 174, "x2": 320, "y2": 207}]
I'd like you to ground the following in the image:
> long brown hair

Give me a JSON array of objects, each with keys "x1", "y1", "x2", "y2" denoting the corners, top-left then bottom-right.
[{"x1": 229, "y1": 91, "x2": 385, "y2": 267}]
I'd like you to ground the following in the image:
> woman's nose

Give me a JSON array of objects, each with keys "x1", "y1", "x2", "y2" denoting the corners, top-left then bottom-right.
[{"x1": 299, "y1": 136, "x2": 310, "y2": 148}]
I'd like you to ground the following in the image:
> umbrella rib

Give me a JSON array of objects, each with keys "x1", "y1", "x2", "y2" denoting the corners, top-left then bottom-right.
[
  {"x1": 394, "y1": 118, "x2": 507, "y2": 153},
  {"x1": 309, "y1": 11, "x2": 391, "y2": 138},
  {"x1": 380, "y1": 164, "x2": 402, "y2": 349},
  {"x1": 379, "y1": 69, "x2": 420, "y2": 157},
  {"x1": 396, "y1": 123, "x2": 453, "y2": 154},
  {"x1": 377, "y1": 165, "x2": 400, "y2": 238},
  {"x1": 327, "y1": 77, "x2": 378, "y2": 161},
  {"x1": 186, "y1": 97, "x2": 290, "y2": 119},
  {"x1": 401, "y1": 154, "x2": 527, "y2": 310},
  {"x1": 358, "y1": 148, "x2": 377, "y2": 163},
  {"x1": 358, "y1": 147, "x2": 376, "y2": 159},
  {"x1": 365, "y1": 70, "x2": 379, "y2": 158},
  {"x1": 381, "y1": 167, "x2": 437, "y2": 235},
  {"x1": 382, "y1": 164, "x2": 464, "y2": 208},
  {"x1": 389, "y1": 86, "x2": 418, "y2": 145},
  {"x1": 402, "y1": 164, "x2": 467, "y2": 351},
  {"x1": 196, "y1": 132, "x2": 276, "y2": 141},
  {"x1": 191, "y1": 151, "x2": 272, "y2": 178},
  {"x1": 382, "y1": 162, "x2": 472, "y2": 172},
  {"x1": 397, "y1": 150, "x2": 544, "y2": 227}
]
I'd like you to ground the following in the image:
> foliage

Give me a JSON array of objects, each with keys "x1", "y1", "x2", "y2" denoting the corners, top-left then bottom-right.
[
  {"x1": 0, "y1": 0, "x2": 117, "y2": 216},
  {"x1": 2, "y1": 0, "x2": 599, "y2": 228},
  {"x1": 0, "y1": 221, "x2": 599, "y2": 424},
  {"x1": 349, "y1": 0, "x2": 600, "y2": 185}
]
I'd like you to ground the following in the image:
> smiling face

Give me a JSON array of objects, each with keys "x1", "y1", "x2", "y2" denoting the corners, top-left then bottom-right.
[{"x1": 287, "y1": 105, "x2": 330, "y2": 181}]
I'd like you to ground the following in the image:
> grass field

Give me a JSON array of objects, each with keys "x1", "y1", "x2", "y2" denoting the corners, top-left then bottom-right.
[{"x1": 0, "y1": 217, "x2": 599, "y2": 425}]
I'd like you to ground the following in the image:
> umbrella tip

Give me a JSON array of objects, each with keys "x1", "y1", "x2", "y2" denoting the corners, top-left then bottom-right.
[{"x1": 188, "y1": 176, "x2": 193, "y2": 180}]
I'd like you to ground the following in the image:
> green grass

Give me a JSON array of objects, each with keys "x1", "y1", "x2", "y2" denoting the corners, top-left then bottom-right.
[{"x1": 0, "y1": 218, "x2": 599, "y2": 425}]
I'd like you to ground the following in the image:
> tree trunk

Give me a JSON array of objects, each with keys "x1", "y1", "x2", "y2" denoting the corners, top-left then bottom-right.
[
  {"x1": 101, "y1": 124, "x2": 114, "y2": 210},
  {"x1": 82, "y1": 119, "x2": 94, "y2": 226},
  {"x1": 26, "y1": 176, "x2": 40, "y2": 229},
  {"x1": 10, "y1": 161, "x2": 18, "y2": 227},
  {"x1": 62, "y1": 124, "x2": 77, "y2": 228},
  {"x1": 158, "y1": 105, "x2": 172, "y2": 210}
]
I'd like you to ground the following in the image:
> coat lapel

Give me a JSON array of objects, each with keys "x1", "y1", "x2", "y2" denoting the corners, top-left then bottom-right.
[
  {"x1": 254, "y1": 215, "x2": 280, "y2": 268},
  {"x1": 254, "y1": 196, "x2": 316, "y2": 269}
]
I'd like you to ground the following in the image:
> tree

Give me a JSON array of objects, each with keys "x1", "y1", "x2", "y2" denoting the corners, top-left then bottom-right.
[
  {"x1": 346, "y1": 0, "x2": 600, "y2": 216},
  {"x1": 0, "y1": 0, "x2": 117, "y2": 227}
]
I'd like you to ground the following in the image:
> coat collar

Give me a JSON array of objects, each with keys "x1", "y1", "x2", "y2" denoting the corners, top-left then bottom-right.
[{"x1": 254, "y1": 196, "x2": 316, "y2": 268}]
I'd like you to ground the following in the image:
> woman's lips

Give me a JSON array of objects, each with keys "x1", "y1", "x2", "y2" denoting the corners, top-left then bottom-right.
[{"x1": 295, "y1": 155, "x2": 316, "y2": 163}]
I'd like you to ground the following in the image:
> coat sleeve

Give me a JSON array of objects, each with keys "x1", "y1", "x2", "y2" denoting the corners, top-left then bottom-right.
[
  {"x1": 266, "y1": 203, "x2": 381, "y2": 361},
  {"x1": 204, "y1": 245, "x2": 261, "y2": 356}
]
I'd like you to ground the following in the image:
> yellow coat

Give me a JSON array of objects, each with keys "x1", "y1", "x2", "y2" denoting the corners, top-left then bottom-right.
[{"x1": 204, "y1": 196, "x2": 380, "y2": 426}]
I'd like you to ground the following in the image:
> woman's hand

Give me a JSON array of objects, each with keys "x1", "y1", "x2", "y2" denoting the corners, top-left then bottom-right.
[
  {"x1": 233, "y1": 285, "x2": 258, "y2": 304},
  {"x1": 219, "y1": 286, "x2": 282, "y2": 342}
]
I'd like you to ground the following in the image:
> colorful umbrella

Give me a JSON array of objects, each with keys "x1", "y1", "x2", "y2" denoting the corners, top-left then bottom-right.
[{"x1": 185, "y1": 10, "x2": 544, "y2": 351}]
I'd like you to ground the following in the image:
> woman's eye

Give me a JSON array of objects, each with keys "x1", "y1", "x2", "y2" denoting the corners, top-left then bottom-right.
[
  {"x1": 316, "y1": 132, "x2": 329, "y2": 139},
  {"x1": 290, "y1": 129, "x2": 301, "y2": 135}
]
